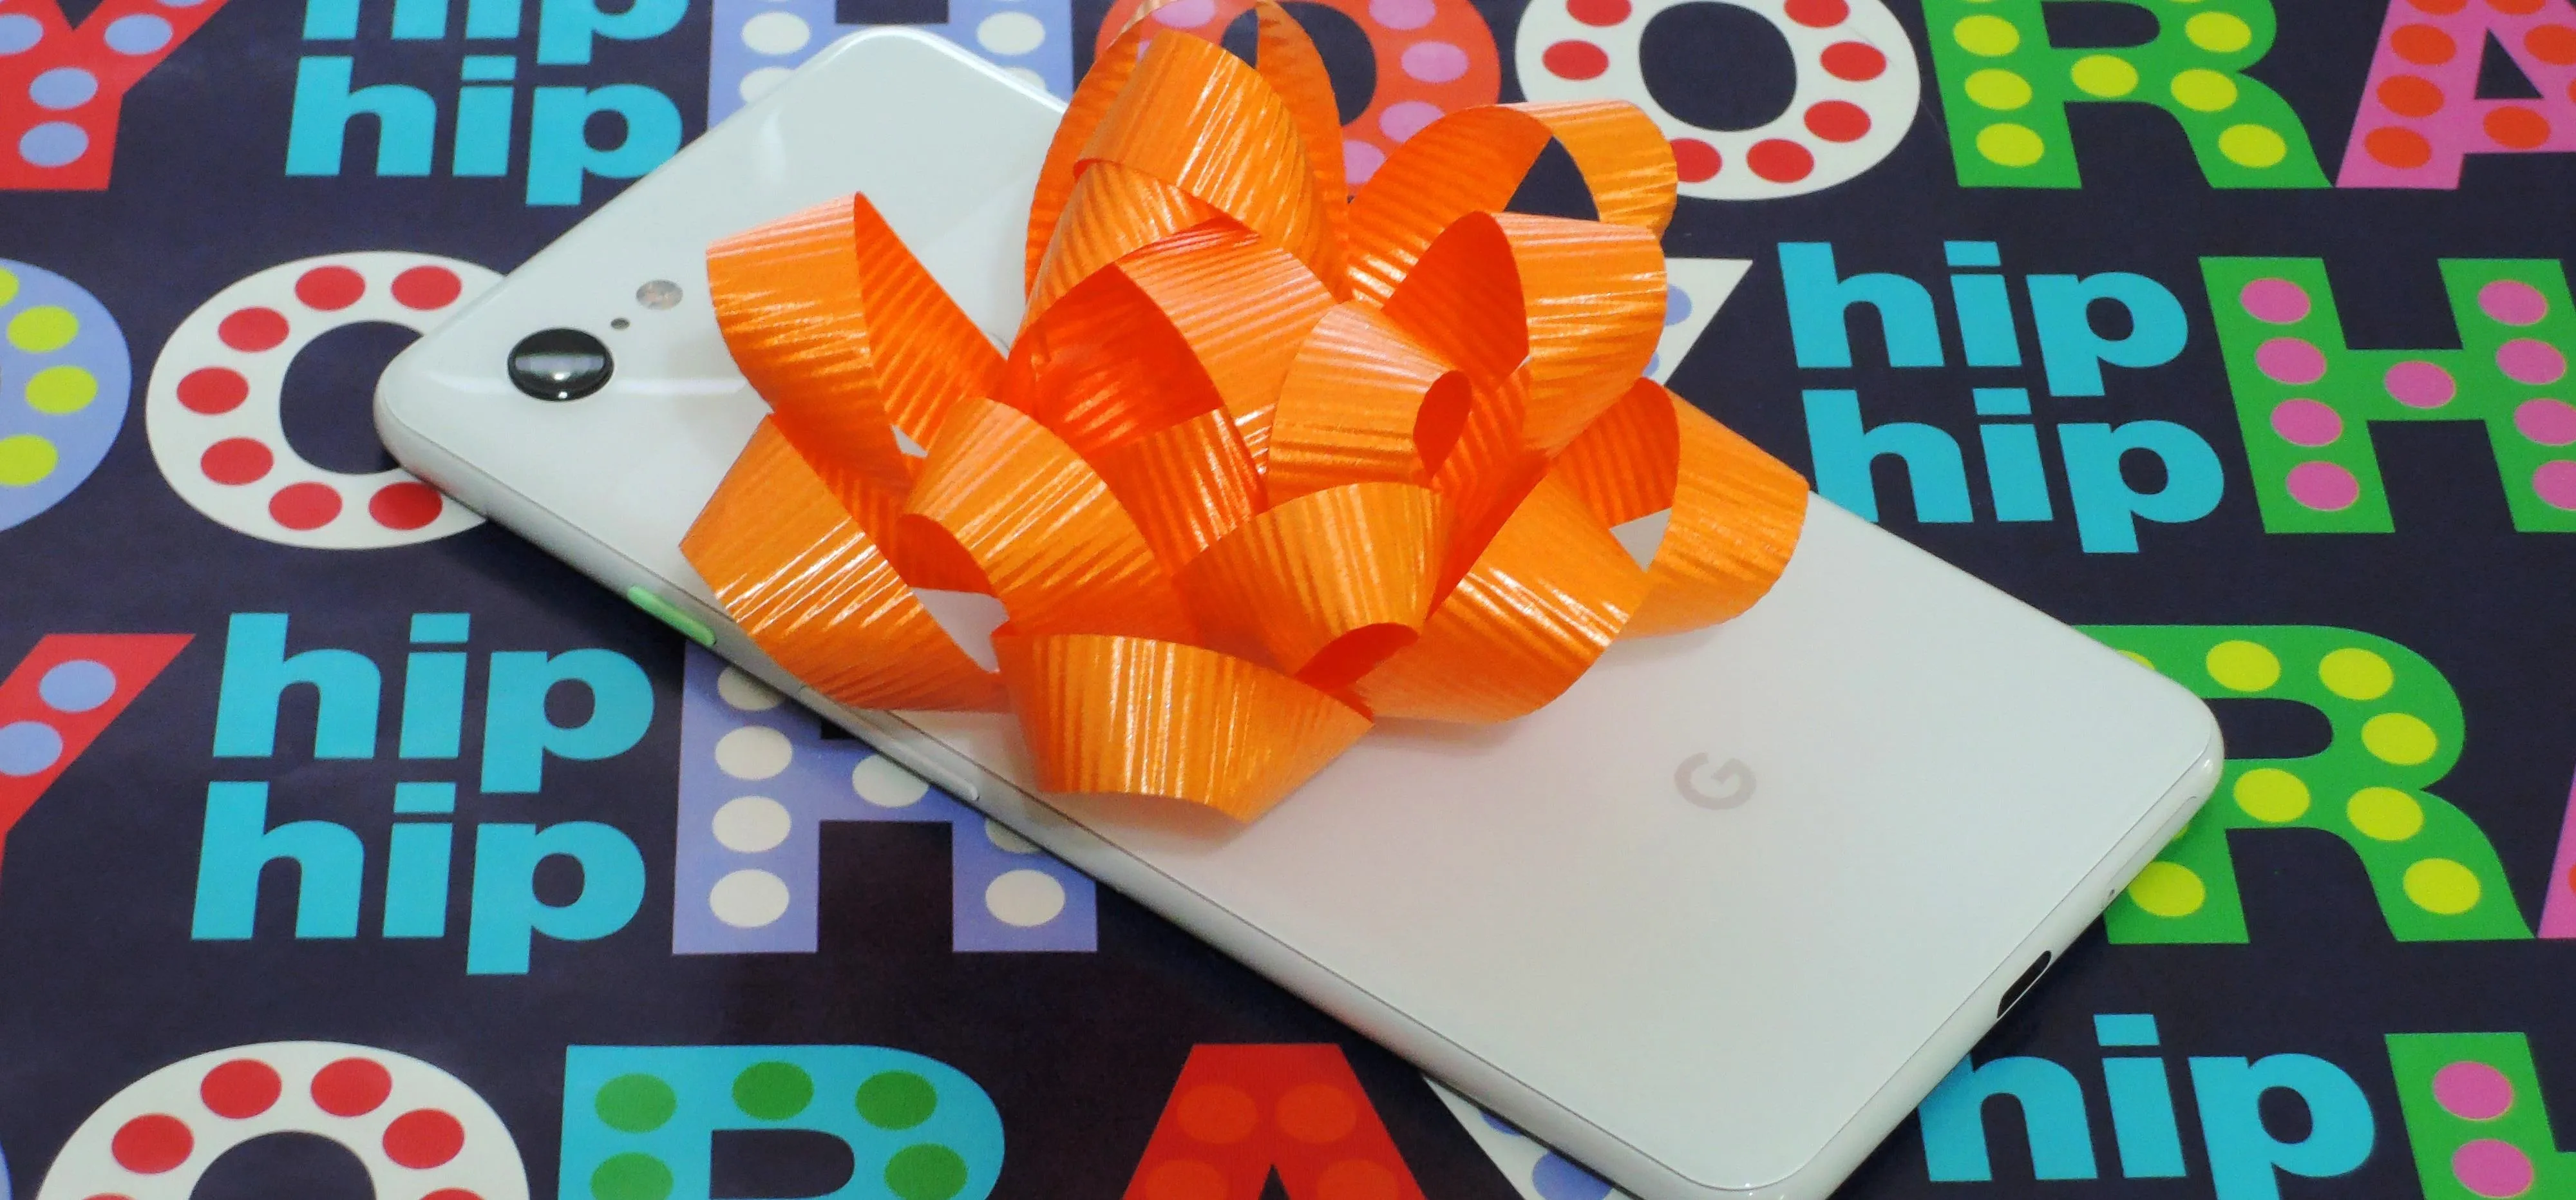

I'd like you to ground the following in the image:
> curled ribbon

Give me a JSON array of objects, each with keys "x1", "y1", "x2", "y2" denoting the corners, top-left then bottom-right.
[{"x1": 681, "y1": 5, "x2": 1812, "y2": 822}]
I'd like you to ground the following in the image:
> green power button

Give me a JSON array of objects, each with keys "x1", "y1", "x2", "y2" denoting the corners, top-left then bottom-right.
[{"x1": 625, "y1": 585, "x2": 717, "y2": 647}]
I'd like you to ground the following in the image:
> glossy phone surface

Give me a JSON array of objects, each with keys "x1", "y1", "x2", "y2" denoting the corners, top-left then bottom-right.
[{"x1": 377, "y1": 31, "x2": 2221, "y2": 1199}]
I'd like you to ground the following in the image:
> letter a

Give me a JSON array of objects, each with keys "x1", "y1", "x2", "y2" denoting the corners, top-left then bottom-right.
[
  {"x1": 2342, "y1": 0, "x2": 2576, "y2": 187},
  {"x1": 1124, "y1": 1045, "x2": 1430, "y2": 1198}
]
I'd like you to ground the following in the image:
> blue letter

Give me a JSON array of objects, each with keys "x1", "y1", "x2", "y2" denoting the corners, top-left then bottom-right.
[
  {"x1": 384, "y1": 823, "x2": 454, "y2": 938},
  {"x1": 468, "y1": 0, "x2": 524, "y2": 36},
  {"x1": 1918, "y1": 1055, "x2": 2101, "y2": 1181},
  {"x1": 2059, "y1": 421, "x2": 2224, "y2": 553},
  {"x1": 1779, "y1": 243, "x2": 1946, "y2": 369},
  {"x1": 401, "y1": 613, "x2": 470, "y2": 759},
  {"x1": 1804, "y1": 389, "x2": 1972, "y2": 524},
  {"x1": 192, "y1": 782, "x2": 363, "y2": 940},
  {"x1": 467, "y1": 822, "x2": 646, "y2": 974},
  {"x1": 480, "y1": 649, "x2": 653, "y2": 793},
  {"x1": 2027, "y1": 272, "x2": 2188, "y2": 397},
  {"x1": 303, "y1": 0, "x2": 452, "y2": 39},
  {"x1": 212, "y1": 613, "x2": 380, "y2": 759},
  {"x1": 2189, "y1": 1055, "x2": 2375, "y2": 1200},
  {"x1": 455, "y1": 61, "x2": 516, "y2": 178},
  {"x1": 535, "y1": 0, "x2": 688, "y2": 64},
  {"x1": 525, "y1": 84, "x2": 682, "y2": 206},
  {"x1": 285, "y1": 58, "x2": 438, "y2": 178}
]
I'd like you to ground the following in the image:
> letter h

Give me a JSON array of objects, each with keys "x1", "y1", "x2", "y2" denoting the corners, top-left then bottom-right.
[{"x1": 2203, "y1": 256, "x2": 2576, "y2": 533}]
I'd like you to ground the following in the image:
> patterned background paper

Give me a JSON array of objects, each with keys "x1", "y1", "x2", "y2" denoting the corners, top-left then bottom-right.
[{"x1": 4, "y1": 0, "x2": 2574, "y2": 1197}]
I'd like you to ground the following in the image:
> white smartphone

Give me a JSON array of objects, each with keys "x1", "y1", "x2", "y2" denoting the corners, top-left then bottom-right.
[{"x1": 375, "y1": 30, "x2": 2220, "y2": 1200}]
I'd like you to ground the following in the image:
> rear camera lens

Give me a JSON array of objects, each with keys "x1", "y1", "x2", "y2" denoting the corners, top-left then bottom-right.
[{"x1": 508, "y1": 329, "x2": 612, "y2": 401}]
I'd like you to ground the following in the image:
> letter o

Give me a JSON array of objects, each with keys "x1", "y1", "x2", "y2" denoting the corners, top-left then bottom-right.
[
  {"x1": 1096, "y1": 0, "x2": 1502, "y2": 184},
  {"x1": 1517, "y1": 0, "x2": 1920, "y2": 199},
  {"x1": 146, "y1": 252, "x2": 496, "y2": 549}
]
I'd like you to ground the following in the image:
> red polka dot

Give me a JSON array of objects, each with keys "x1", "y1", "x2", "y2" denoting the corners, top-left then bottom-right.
[
  {"x1": 1541, "y1": 39, "x2": 1608, "y2": 79},
  {"x1": 82, "y1": 1194, "x2": 135, "y2": 1200},
  {"x1": 269, "y1": 482, "x2": 343, "y2": 531},
  {"x1": 422, "y1": 1192, "x2": 483, "y2": 1200},
  {"x1": 2487, "y1": 105, "x2": 2551, "y2": 148},
  {"x1": 217, "y1": 308, "x2": 289, "y2": 352},
  {"x1": 369, "y1": 481, "x2": 443, "y2": 530},
  {"x1": 1567, "y1": 0, "x2": 1629, "y2": 25},
  {"x1": 2365, "y1": 125, "x2": 2434, "y2": 167},
  {"x1": 1671, "y1": 137, "x2": 1721, "y2": 182},
  {"x1": 392, "y1": 266, "x2": 464, "y2": 310},
  {"x1": 2491, "y1": 0, "x2": 2544, "y2": 13},
  {"x1": 1783, "y1": 0, "x2": 1847, "y2": 26},
  {"x1": 2529, "y1": 24, "x2": 2576, "y2": 63},
  {"x1": 200, "y1": 439, "x2": 273, "y2": 486},
  {"x1": 200, "y1": 1060, "x2": 282, "y2": 1119},
  {"x1": 2409, "y1": 0, "x2": 2466, "y2": 11},
  {"x1": 111, "y1": 1116, "x2": 192, "y2": 1174},
  {"x1": 1822, "y1": 41, "x2": 1886, "y2": 81},
  {"x1": 1804, "y1": 100, "x2": 1870, "y2": 142},
  {"x1": 1747, "y1": 138, "x2": 1815, "y2": 182},
  {"x1": 383, "y1": 1109, "x2": 466, "y2": 1169},
  {"x1": 312, "y1": 1057, "x2": 392, "y2": 1116},
  {"x1": 2377, "y1": 75, "x2": 2445, "y2": 117},
  {"x1": 2392, "y1": 24, "x2": 2456, "y2": 64},
  {"x1": 176, "y1": 367, "x2": 249, "y2": 414},
  {"x1": 294, "y1": 266, "x2": 366, "y2": 312}
]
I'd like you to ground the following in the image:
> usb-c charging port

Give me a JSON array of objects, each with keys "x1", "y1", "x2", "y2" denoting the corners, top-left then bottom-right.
[{"x1": 1997, "y1": 951, "x2": 2053, "y2": 1018}]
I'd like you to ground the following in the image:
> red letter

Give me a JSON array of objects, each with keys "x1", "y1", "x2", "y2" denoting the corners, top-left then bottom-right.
[
  {"x1": 1124, "y1": 1045, "x2": 1430, "y2": 1199},
  {"x1": 0, "y1": 1, "x2": 232, "y2": 191},
  {"x1": 0, "y1": 634, "x2": 189, "y2": 881}
]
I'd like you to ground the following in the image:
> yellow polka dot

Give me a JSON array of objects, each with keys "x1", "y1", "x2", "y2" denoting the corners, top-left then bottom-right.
[
  {"x1": 6, "y1": 306, "x2": 77, "y2": 354},
  {"x1": 2186, "y1": 12, "x2": 2253, "y2": 52},
  {"x1": 2402, "y1": 858, "x2": 2481, "y2": 915},
  {"x1": 2071, "y1": 55, "x2": 2139, "y2": 97},
  {"x1": 2127, "y1": 861, "x2": 2206, "y2": 917},
  {"x1": 24, "y1": 365, "x2": 97, "y2": 414},
  {"x1": 2363, "y1": 712, "x2": 2438, "y2": 765},
  {"x1": 0, "y1": 267, "x2": 17, "y2": 308},
  {"x1": 2232, "y1": 768, "x2": 2309, "y2": 822},
  {"x1": 2347, "y1": 788, "x2": 2424, "y2": 841},
  {"x1": 2205, "y1": 640, "x2": 2280, "y2": 691},
  {"x1": 2218, "y1": 124, "x2": 2288, "y2": 167},
  {"x1": 1953, "y1": 14, "x2": 2021, "y2": 55},
  {"x1": 0, "y1": 434, "x2": 58, "y2": 487},
  {"x1": 1965, "y1": 68, "x2": 2033, "y2": 110},
  {"x1": 2119, "y1": 649, "x2": 2155, "y2": 670},
  {"x1": 2169, "y1": 68, "x2": 2239, "y2": 111},
  {"x1": 1976, "y1": 123, "x2": 2046, "y2": 166},
  {"x1": 2318, "y1": 648, "x2": 2394, "y2": 700}
]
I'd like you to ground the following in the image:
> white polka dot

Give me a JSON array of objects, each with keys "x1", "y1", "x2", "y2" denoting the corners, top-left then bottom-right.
[
  {"x1": 713, "y1": 795, "x2": 793, "y2": 853},
  {"x1": 742, "y1": 10, "x2": 813, "y2": 55},
  {"x1": 714, "y1": 725, "x2": 792, "y2": 780},
  {"x1": 1007, "y1": 66, "x2": 1048, "y2": 91},
  {"x1": 738, "y1": 66, "x2": 795, "y2": 103},
  {"x1": 716, "y1": 665, "x2": 785, "y2": 711},
  {"x1": 986, "y1": 868, "x2": 1066, "y2": 926},
  {"x1": 985, "y1": 819, "x2": 1038, "y2": 853},
  {"x1": 977, "y1": 11, "x2": 1047, "y2": 55},
  {"x1": 710, "y1": 869, "x2": 791, "y2": 928},
  {"x1": 852, "y1": 756, "x2": 928, "y2": 807}
]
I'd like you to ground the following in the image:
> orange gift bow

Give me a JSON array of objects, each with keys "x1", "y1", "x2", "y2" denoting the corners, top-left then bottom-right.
[{"x1": 680, "y1": 3, "x2": 1811, "y2": 822}]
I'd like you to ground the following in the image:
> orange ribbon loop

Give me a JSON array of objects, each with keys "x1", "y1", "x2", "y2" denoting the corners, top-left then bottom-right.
[{"x1": 683, "y1": 5, "x2": 1808, "y2": 822}]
